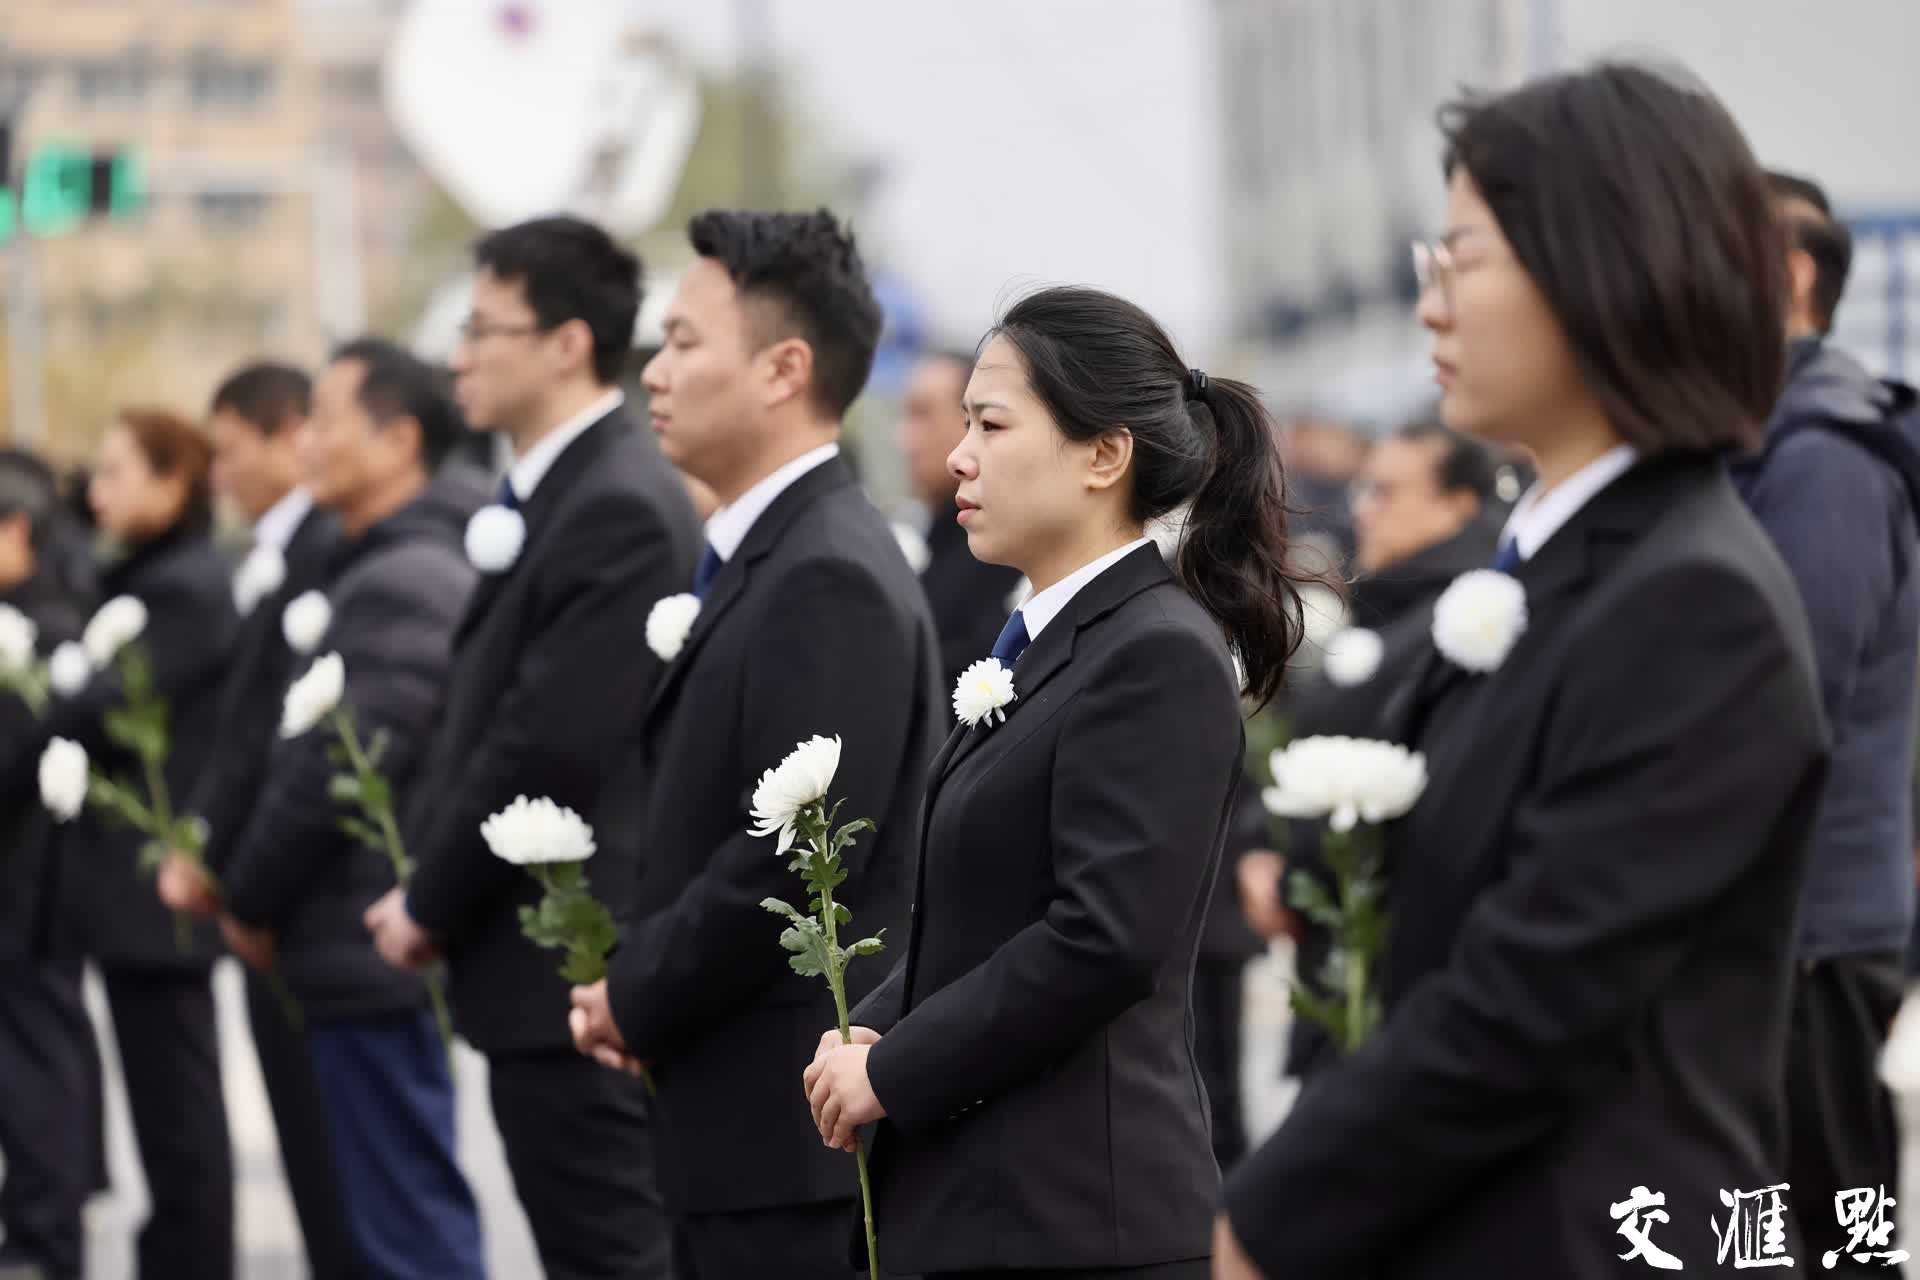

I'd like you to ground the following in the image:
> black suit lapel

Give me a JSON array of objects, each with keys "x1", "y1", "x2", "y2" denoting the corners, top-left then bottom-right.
[
  {"x1": 1385, "y1": 453, "x2": 1712, "y2": 750},
  {"x1": 455, "y1": 409, "x2": 628, "y2": 644},
  {"x1": 643, "y1": 456, "x2": 860, "y2": 729},
  {"x1": 937, "y1": 544, "x2": 1171, "y2": 781}
]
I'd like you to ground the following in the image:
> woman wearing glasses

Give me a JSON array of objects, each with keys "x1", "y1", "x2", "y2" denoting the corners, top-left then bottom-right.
[{"x1": 1218, "y1": 63, "x2": 1827, "y2": 1277}]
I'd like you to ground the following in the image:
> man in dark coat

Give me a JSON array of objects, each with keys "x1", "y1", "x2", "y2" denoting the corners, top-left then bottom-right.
[
  {"x1": 1732, "y1": 172, "x2": 1920, "y2": 1263},
  {"x1": 160, "y1": 361, "x2": 357, "y2": 1280},
  {"x1": 364, "y1": 217, "x2": 700, "y2": 1280},
  {"x1": 1237, "y1": 421, "x2": 1502, "y2": 1082},
  {"x1": 206, "y1": 341, "x2": 488, "y2": 1277},
  {"x1": 568, "y1": 209, "x2": 942, "y2": 1280}
]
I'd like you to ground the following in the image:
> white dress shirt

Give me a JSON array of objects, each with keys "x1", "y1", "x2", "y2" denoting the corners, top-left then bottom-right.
[
  {"x1": 1018, "y1": 537, "x2": 1157, "y2": 640},
  {"x1": 506, "y1": 388, "x2": 625, "y2": 503},
  {"x1": 705, "y1": 442, "x2": 842, "y2": 561},
  {"x1": 252, "y1": 487, "x2": 312, "y2": 551},
  {"x1": 1500, "y1": 444, "x2": 1640, "y2": 562}
]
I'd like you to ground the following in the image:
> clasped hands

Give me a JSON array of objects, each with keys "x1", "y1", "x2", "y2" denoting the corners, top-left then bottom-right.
[
  {"x1": 802, "y1": 1027, "x2": 885, "y2": 1150},
  {"x1": 155, "y1": 850, "x2": 276, "y2": 970}
]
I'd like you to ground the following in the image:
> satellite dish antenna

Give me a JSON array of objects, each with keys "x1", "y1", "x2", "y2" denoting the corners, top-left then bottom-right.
[{"x1": 384, "y1": 0, "x2": 701, "y2": 236}]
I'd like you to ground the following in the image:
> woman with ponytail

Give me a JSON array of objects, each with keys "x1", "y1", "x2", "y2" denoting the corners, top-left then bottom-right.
[{"x1": 802, "y1": 285, "x2": 1301, "y2": 1278}]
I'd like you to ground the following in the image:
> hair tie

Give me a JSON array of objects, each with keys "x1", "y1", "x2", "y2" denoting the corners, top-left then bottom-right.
[{"x1": 1185, "y1": 368, "x2": 1209, "y2": 402}]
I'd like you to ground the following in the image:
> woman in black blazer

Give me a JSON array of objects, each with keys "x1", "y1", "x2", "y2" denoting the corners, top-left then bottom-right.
[
  {"x1": 43, "y1": 407, "x2": 239, "y2": 1279},
  {"x1": 804, "y1": 286, "x2": 1304, "y2": 1278},
  {"x1": 1217, "y1": 65, "x2": 1829, "y2": 1278}
]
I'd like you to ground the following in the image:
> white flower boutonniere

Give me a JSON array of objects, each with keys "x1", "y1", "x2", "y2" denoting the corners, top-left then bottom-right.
[
  {"x1": 645, "y1": 593, "x2": 702, "y2": 662},
  {"x1": 48, "y1": 642, "x2": 91, "y2": 698},
  {"x1": 1323, "y1": 627, "x2": 1384, "y2": 688},
  {"x1": 83, "y1": 596, "x2": 148, "y2": 668},
  {"x1": 0, "y1": 604, "x2": 38, "y2": 674},
  {"x1": 1431, "y1": 569, "x2": 1528, "y2": 673},
  {"x1": 38, "y1": 737, "x2": 89, "y2": 823},
  {"x1": 233, "y1": 544, "x2": 288, "y2": 617},
  {"x1": 281, "y1": 590, "x2": 332, "y2": 656},
  {"x1": 465, "y1": 504, "x2": 526, "y2": 574},
  {"x1": 953, "y1": 657, "x2": 1016, "y2": 731}
]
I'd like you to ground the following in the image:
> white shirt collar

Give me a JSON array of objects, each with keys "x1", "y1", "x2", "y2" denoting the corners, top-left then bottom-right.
[
  {"x1": 1500, "y1": 444, "x2": 1639, "y2": 562},
  {"x1": 252, "y1": 487, "x2": 312, "y2": 552},
  {"x1": 705, "y1": 442, "x2": 842, "y2": 561},
  {"x1": 1018, "y1": 537, "x2": 1157, "y2": 640},
  {"x1": 506, "y1": 388, "x2": 624, "y2": 503}
]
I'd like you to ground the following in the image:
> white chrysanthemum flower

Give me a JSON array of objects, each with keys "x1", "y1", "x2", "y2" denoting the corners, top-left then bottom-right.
[
  {"x1": 1264, "y1": 735, "x2": 1428, "y2": 834},
  {"x1": 280, "y1": 652, "x2": 345, "y2": 739},
  {"x1": 82, "y1": 595, "x2": 147, "y2": 667},
  {"x1": 39, "y1": 737, "x2": 89, "y2": 823},
  {"x1": 281, "y1": 590, "x2": 333, "y2": 656},
  {"x1": 891, "y1": 522, "x2": 931, "y2": 575},
  {"x1": 645, "y1": 593, "x2": 702, "y2": 662},
  {"x1": 1323, "y1": 627, "x2": 1385, "y2": 688},
  {"x1": 481, "y1": 795, "x2": 598, "y2": 865},
  {"x1": 48, "y1": 642, "x2": 91, "y2": 697},
  {"x1": 233, "y1": 544, "x2": 287, "y2": 617},
  {"x1": 1298, "y1": 584, "x2": 1349, "y2": 665},
  {"x1": 749, "y1": 735, "x2": 843, "y2": 855},
  {"x1": 0, "y1": 603, "x2": 38, "y2": 673},
  {"x1": 952, "y1": 657, "x2": 1017, "y2": 730},
  {"x1": 465, "y1": 504, "x2": 527, "y2": 574},
  {"x1": 1431, "y1": 569, "x2": 1528, "y2": 673}
]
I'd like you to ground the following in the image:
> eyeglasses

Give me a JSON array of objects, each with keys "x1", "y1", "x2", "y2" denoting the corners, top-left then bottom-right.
[
  {"x1": 457, "y1": 317, "x2": 544, "y2": 343},
  {"x1": 1410, "y1": 239, "x2": 1456, "y2": 308}
]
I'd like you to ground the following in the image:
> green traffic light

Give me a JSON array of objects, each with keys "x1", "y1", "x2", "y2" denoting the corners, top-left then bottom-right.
[{"x1": 20, "y1": 141, "x2": 90, "y2": 237}]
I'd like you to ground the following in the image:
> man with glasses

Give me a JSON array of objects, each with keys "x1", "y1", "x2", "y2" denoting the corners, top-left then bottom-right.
[{"x1": 364, "y1": 215, "x2": 700, "y2": 1279}]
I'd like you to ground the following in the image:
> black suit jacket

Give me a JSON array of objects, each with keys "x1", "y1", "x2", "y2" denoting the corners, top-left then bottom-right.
[
  {"x1": 405, "y1": 409, "x2": 700, "y2": 1054},
  {"x1": 0, "y1": 573, "x2": 87, "y2": 956},
  {"x1": 225, "y1": 476, "x2": 480, "y2": 1020},
  {"x1": 191, "y1": 504, "x2": 340, "y2": 878},
  {"x1": 46, "y1": 526, "x2": 240, "y2": 969},
  {"x1": 606, "y1": 454, "x2": 942, "y2": 1215},
  {"x1": 854, "y1": 544, "x2": 1243, "y2": 1274},
  {"x1": 1225, "y1": 455, "x2": 1829, "y2": 1278},
  {"x1": 918, "y1": 504, "x2": 1025, "y2": 692}
]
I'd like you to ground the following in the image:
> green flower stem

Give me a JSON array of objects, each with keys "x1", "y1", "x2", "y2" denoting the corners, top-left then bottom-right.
[
  {"x1": 329, "y1": 709, "x2": 452, "y2": 1073},
  {"x1": 136, "y1": 741, "x2": 196, "y2": 954},
  {"x1": 808, "y1": 815, "x2": 879, "y2": 1280}
]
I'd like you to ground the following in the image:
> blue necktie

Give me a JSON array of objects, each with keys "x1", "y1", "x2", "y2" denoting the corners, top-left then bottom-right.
[
  {"x1": 495, "y1": 476, "x2": 520, "y2": 512},
  {"x1": 991, "y1": 610, "x2": 1030, "y2": 665},
  {"x1": 692, "y1": 543, "x2": 723, "y2": 602},
  {"x1": 1490, "y1": 536, "x2": 1522, "y2": 574}
]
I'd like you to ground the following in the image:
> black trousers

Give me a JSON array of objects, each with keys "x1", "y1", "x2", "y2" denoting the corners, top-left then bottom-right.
[
  {"x1": 488, "y1": 1048, "x2": 672, "y2": 1279},
  {"x1": 676, "y1": 1199, "x2": 863, "y2": 1280},
  {"x1": 1784, "y1": 952, "x2": 1907, "y2": 1278},
  {"x1": 0, "y1": 954, "x2": 95, "y2": 1279},
  {"x1": 243, "y1": 967, "x2": 361, "y2": 1279},
  {"x1": 100, "y1": 966, "x2": 233, "y2": 1280},
  {"x1": 1191, "y1": 954, "x2": 1248, "y2": 1171}
]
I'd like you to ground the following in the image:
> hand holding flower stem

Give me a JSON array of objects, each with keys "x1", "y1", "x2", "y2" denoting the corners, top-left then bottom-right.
[
  {"x1": 753, "y1": 735, "x2": 885, "y2": 1280},
  {"x1": 325, "y1": 703, "x2": 454, "y2": 1066}
]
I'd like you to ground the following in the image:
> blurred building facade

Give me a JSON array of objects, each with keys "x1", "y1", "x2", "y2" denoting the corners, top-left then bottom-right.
[
  {"x1": 1213, "y1": 0, "x2": 1533, "y2": 427},
  {"x1": 1216, "y1": 0, "x2": 1920, "y2": 404},
  {"x1": 0, "y1": 0, "x2": 433, "y2": 456}
]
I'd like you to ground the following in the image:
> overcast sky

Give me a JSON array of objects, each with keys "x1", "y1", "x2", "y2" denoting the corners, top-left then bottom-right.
[{"x1": 614, "y1": 1, "x2": 1228, "y2": 358}]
